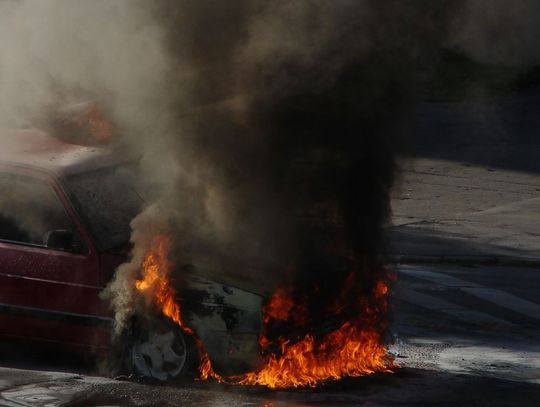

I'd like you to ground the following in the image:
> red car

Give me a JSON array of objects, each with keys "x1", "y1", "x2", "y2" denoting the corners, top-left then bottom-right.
[{"x1": 0, "y1": 129, "x2": 262, "y2": 380}]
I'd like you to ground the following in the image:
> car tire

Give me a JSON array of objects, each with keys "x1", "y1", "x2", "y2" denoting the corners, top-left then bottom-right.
[{"x1": 124, "y1": 316, "x2": 198, "y2": 382}]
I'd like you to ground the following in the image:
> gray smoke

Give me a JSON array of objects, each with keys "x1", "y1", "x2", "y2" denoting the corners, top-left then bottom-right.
[
  {"x1": 0, "y1": 0, "x2": 171, "y2": 149},
  {"x1": 1, "y1": 1, "x2": 539, "y2": 334},
  {"x1": 108, "y1": 0, "x2": 462, "y2": 333},
  {"x1": 450, "y1": 0, "x2": 540, "y2": 66}
]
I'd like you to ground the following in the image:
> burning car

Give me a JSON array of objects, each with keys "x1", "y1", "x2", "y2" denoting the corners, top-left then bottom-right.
[{"x1": 0, "y1": 129, "x2": 263, "y2": 380}]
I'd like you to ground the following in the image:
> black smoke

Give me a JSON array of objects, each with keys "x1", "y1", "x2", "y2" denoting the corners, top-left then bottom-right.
[
  {"x1": 139, "y1": 0, "x2": 462, "y2": 342},
  {"x1": 0, "y1": 0, "x2": 531, "y2": 342}
]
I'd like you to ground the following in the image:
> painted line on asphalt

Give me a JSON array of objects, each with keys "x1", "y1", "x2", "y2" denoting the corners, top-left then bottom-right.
[
  {"x1": 399, "y1": 266, "x2": 540, "y2": 321},
  {"x1": 394, "y1": 287, "x2": 515, "y2": 327},
  {"x1": 400, "y1": 267, "x2": 482, "y2": 288},
  {"x1": 461, "y1": 287, "x2": 540, "y2": 321}
]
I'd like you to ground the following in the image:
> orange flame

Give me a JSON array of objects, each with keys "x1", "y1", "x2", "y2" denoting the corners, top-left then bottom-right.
[
  {"x1": 134, "y1": 234, "x2": 396, "y2": 389},
  {"x1": 65, "y1": 101, "x2": 115, "y2": 143},
  {"x1": 134, "y1": 235, "x2": 219, "y2": 380},
  {"x1": 263, "y1": 287, "x2": 294, "y2": 323},
  {"x1": 231, "y1": 280, "x2": 395, "y2": 388},
  {"x1": 85, "y1": 102, "x2": 114, "y2": 142}
]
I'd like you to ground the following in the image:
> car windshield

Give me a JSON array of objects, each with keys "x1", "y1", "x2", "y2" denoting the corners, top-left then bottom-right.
[{"x1": 66, "y1": 165, "x2": 145, "y2": 251}]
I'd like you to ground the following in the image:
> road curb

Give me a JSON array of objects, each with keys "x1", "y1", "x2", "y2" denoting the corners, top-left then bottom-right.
[{"x1": 391, "y1": 254, "x2": 540, "y2": 268}]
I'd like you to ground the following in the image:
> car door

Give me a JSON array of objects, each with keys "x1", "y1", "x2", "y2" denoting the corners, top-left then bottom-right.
[{"x1": 0, "y1": 168, "x2": 111, "y2": 349}]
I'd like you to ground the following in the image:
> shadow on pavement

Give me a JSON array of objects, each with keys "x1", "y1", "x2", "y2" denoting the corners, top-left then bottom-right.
[
  {"x1": 0, "y1": 340, "x2": 97, "y2": 375},
  {"x1": 412, "y1": 87, "x2": 540, "y2": 175},
  {"x1": 389, "y1": 226, "x2": 540, "y2": 262}
]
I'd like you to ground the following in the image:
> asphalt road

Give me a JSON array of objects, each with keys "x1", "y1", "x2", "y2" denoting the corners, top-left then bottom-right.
[{"x1": 1, "y1": 263, "x2": 538, "y2": 407}]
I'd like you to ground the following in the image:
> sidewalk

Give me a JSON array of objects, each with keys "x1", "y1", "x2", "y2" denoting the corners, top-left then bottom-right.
[
  {"x1": 390, "y1": 157, "x2": 540, "y2": 265},
  {"x1": 390, "y1": 87, "x2": 540, "y2": 266}
]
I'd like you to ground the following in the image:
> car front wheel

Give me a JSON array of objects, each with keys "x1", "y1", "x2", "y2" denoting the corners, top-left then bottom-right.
[{"x1": 128, "y1": 318, "x2": 197, "y2": 381}]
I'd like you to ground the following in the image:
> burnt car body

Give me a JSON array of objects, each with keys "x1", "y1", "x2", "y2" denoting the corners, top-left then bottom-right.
[{"x1": 0, "y1": 129, "x2": 262, "y2": 379}]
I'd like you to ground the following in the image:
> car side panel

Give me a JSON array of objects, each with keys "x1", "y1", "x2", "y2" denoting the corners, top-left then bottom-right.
[{"x1": 0, "y1": 167, "x2": 112, "y2": 349}]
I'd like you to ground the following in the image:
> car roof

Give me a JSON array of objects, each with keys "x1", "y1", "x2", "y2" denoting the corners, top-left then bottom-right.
[{"x1": 0, "y1": 128, "x2": 132, "y2": 177}]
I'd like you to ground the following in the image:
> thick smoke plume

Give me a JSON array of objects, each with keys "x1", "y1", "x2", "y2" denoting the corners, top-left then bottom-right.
[
  {"x1": 1, "y1": 1, "x2": 539, "y2": 335},
  {"x1": 107, "y1": 0, "x2": 463, "y2": 334}
]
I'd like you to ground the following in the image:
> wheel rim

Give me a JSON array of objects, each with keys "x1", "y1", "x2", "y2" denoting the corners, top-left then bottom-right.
[{"x1": 131, "y1": 329, "x2": 187, "y2": 380}]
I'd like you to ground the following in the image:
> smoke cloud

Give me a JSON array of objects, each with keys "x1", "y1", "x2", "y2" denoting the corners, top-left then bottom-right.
[
  {"x1": 0, "y1": 0, "x2": 171, "y2": 149},
  {"x1": 1, "y1": 1, "x2": 539, "y2": 335},
  {"x1": 108, "y1": 0, "x2": 461, "y2": 333},
  {"x1": 450, "y1": 0, "x2": 540, "y2": 66}
]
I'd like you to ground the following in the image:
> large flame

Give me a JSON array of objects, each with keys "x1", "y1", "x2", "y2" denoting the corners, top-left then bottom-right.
[
  {"x1": 232, "y1": 281, "x2": 394, "y2": 388},
  {"x1": 134, "y1": 235, "x2": 219, "y2": 380},
  {"x1": 134, "y1": 234, "x2": 396, "y2": 389}
]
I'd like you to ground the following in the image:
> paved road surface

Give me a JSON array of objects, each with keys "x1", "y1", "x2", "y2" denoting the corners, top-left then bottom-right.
[
  {"x1": 391, "y1": 87, "x2": 540, "y2": 262},
  {"x1": 1, "y1": 263, "x2": 538, "y2": 406},
  {"x1": 393, "y1": 264, "x2": 540, "y2": 386},
  {"x1": 391, "y1": 158, "x2": 540, "y2": 261}
]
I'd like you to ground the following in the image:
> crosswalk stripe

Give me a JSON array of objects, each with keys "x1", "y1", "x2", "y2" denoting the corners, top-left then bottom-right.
[
  {"x1": 400, "y1": 266, "x2": 482, "y2": 288},
  {"x1": 394, "y1": 287, "x2": 515, "y2": 327},
  {"x1": 399, "y1": 266, "x2": 540, "y2": 321},
  {"x1": 461, "y1": 287, "x2": 540, "y2": 321}
]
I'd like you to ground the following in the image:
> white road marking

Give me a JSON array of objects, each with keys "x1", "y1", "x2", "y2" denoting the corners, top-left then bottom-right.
[
  {"x1": 394, "y1": 286, "x2": 515, "y2": 327},
  {"x1": 461, "y1": 287, "x2": 540, "y2": 321},
  {"x1": 399, "y1": 266, "x2": 540, "y2": 321},
  {"x1": 400, "y1": 267, "x2": 481, "y2": 287}
]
